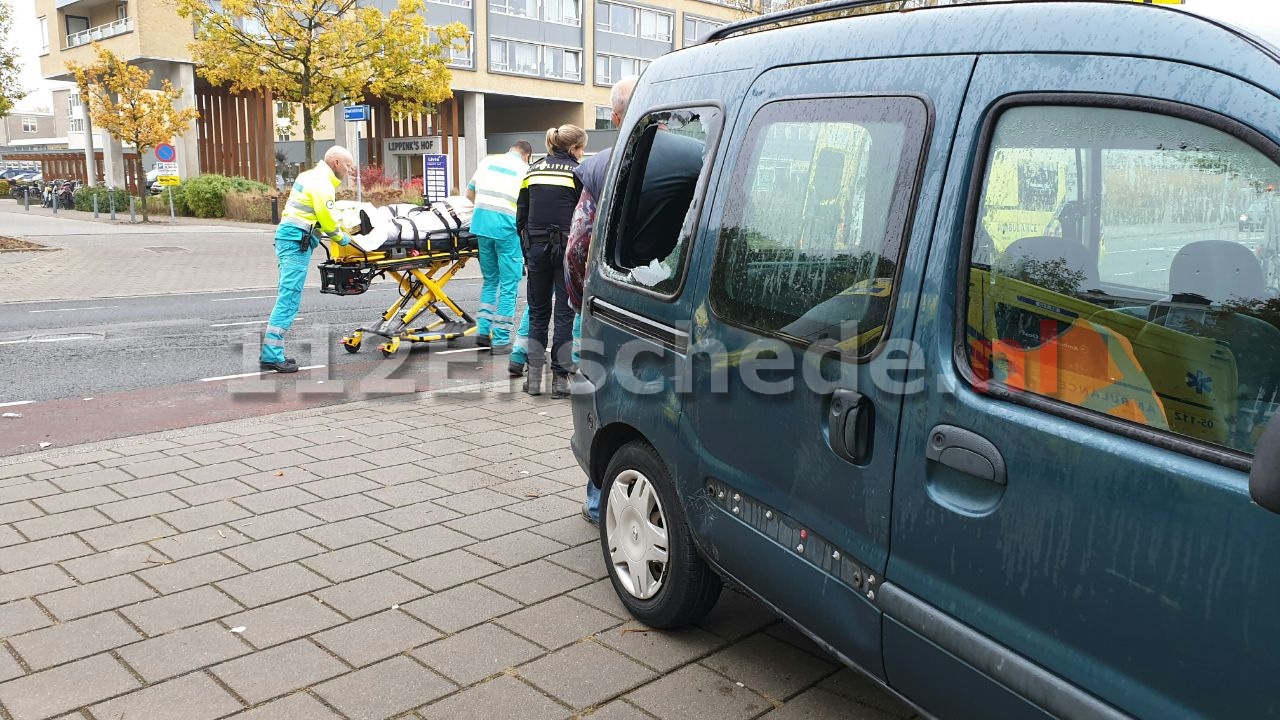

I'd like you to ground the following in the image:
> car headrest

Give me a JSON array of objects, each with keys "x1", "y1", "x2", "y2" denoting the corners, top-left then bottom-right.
[
  {"x1": 1169, "y1": 240, "x2": 1265, "y2": 305},
  {"x1": 997, "y1": 236, "x2": 1100, "y2": 292}
]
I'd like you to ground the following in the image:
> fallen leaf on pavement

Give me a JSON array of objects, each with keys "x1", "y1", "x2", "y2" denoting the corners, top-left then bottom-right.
[
  {"x1": 274, "y1": 471, "x2": 284, "y2": 477},
  {"x1": 229, "y1": 626, "x2": 246, "y2": 633}
]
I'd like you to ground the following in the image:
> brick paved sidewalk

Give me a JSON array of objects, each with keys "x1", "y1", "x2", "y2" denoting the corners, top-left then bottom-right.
[{"x1": 0, "y1": 385, "x2": 913, "y2": 720}]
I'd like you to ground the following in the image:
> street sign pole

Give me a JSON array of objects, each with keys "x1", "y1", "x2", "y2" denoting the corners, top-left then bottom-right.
[
  {"x1": 356, "y1": 127, "x2": 362, "y2": 204},
  {"x1": 342, "y1": 105, "x2": 370, "y2": 205}
]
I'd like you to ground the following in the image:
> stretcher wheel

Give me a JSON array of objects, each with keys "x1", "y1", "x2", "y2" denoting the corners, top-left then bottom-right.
[
  {"x1": 341, "y1": 336, "x2": 361, "y2": 353},
  {"x1": 378, "y1": 339, "x2": 401, "y2": 358}
]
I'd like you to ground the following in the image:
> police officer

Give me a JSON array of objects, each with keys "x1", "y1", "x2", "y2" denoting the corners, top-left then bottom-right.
[
  {"x1": 516, "y1": 125, "x2": 587, "y2": 397},
  {"x1": 260, "y1": 146, "x2": 355, "y2": 373},
  {"x1": 467, "y1": 140, "x2": 532, "y2": 354}
]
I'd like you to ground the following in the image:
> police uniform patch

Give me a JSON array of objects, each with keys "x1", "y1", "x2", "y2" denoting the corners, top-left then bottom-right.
[{"x1": 326, "y1": 200, "x2": 335, "y2": 209}]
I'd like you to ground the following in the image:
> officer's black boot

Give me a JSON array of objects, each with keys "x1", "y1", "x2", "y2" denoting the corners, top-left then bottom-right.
[
  {"x1": 551, "y1": 373, "x2": 570, "y2": 399},
  {"x1": 524, "y1": 364, "x2": 544, "y2": 396}
]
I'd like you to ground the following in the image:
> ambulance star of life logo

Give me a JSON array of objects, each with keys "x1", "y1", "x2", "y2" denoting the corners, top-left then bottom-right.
[{"x1": 1186, "y1": 370, "x2": 1213, "y2": 395}]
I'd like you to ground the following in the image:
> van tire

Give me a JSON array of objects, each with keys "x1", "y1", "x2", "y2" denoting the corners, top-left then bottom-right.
[{"x1": 599, "y1": 440, "x2": 722, "y2": 628}]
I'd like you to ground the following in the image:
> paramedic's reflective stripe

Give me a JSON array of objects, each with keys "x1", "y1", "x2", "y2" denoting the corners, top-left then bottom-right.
[
  {"x1": 992, "y1": 319, "x2": 1169, "y2": 428},
  {"x1": 477, "y1": 303, "x2": 497, "y2": 320},
  {"x1": 263, "y1": 337, "x2": 285, "y2": 347},
  {"x1": 266, "y1": 326, "x2": 287, "y2": 336},
  {"x1": 475, "y1": 201, "x2": 517, "y2": 217},
  {"x1": 491, "y1": 314, "x2": 515, "y2": 329},
  {"x1": 523, "y1": 171, "x2": 577, "y2": 189},
  {"x1": 280, "y1": 217, "x2": 312, "y2": 233},
  {"x1": 287, "y1": 198, "x2": 314, "y2": 214},
  {"x1": 514, "y1": 334, "x2": 528, "y2": 350},
  {"x1": 473, "y1": 190, "x2": 519, "y2": 217}
]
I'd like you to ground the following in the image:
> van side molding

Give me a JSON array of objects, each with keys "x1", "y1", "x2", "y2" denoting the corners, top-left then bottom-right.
[
  {"x1": 878, "y1": 583, "x2": 1133, "y2": 720},
  {"x1": 590, "y1": 297, "x2": 689, "y2": 353}
]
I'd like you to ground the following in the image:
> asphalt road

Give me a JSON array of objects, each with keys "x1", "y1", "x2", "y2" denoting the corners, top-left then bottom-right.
[{"x1": 0, "y1": 280, "x2": 529, "y2": 455}]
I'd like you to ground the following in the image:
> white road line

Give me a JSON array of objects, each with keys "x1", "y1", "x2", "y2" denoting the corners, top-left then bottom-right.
[
  {"x1": 210, "y1": 296, "x2": 273, "y2": 302},
  {"x1": 434, "y1": 347, "x2": 487, "y2": 355},
  {"x1": 32, "y1": 335, "x2": 96, "y2": 343},
  {"x1": 28, "y1": 306, "x2": 116, "y2": 313},
  {"x1": 0, "y1": 339, "x2": 28, "y2": 346},
  {"x1": 210, "y1": 320, "x2": 270, "y2": 328},
  {"x1": 0, "y1": 400, "x2": 34, "y2": 408},
  {"x1": 200, "y1": 364, "x2": 325, "y2": 382}
]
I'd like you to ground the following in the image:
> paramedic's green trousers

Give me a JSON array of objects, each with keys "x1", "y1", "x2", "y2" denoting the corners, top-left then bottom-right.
[
  {"x1": 475, "y1": 233, "x2": 524, "y2": 347},
  {"x1": 262, "y1": 225, "x2": 313, "y2": 364}
]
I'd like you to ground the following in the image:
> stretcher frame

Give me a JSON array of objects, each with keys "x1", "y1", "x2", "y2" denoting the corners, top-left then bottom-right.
[{"x1": 319, "y1": 234, "x2": 480, "y2": 358}]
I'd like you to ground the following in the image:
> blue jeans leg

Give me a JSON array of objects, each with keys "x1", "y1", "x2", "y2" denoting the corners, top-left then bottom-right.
[
  {"x1": 262, "y1": 229, "x2": 311, "y2": 364},
  {"x1": 511, "y1": 305, "x2": 530, "y2": 365},
  {"x1": 491, "y1": 232, "x2": 524, "y2": 346},
  {"x1": 586, "y1": 477, "x2": 601, "y2": 522},
  {"x1": 476, "y1": 235, "x2": 499, "y2": 338}
]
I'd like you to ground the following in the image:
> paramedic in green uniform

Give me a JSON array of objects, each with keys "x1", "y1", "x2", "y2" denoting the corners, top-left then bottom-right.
[
  {"x1": 261, "y1": 146, "x2": 355, "y2": 373},
  {"x1": 466, "y1": 140, "x2": 532, "y2": 354}
]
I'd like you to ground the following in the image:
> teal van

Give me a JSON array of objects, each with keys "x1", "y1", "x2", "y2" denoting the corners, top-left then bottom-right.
[{"x1": 569, "y1": 1, "x2": 1280, "y2": 718}]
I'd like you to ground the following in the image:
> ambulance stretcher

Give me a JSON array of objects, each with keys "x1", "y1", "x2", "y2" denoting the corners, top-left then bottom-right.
[{"x1": 317, "y1": 200, "x2": 479, "y2": 358}]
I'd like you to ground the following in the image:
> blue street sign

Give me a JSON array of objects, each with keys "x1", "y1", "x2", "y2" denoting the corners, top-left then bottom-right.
[
  {"x1": 343, "y1": 105, "x2": 370, "y2": 122},
  {"x1": 154, "y1": 143, "x2": 176, "y2": 162}
]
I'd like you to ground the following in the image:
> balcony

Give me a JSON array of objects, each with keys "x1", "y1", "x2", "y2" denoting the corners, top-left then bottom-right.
[{"x1": 66, "y1": 17, "x2": 134, "y2": 49}]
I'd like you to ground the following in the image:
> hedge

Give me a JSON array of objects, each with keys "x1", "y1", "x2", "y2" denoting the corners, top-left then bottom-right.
[
  {"x1": 72, "y1": 186, "x2": 132, "y2": 213},
  {"x1": 181, "y1": 174, "x2": 271, "y2": 218}
]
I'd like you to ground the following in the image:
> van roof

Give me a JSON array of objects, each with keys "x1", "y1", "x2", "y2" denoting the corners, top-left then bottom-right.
[{"x1": 662, "y1": 1, "x2": 1280, "y2": 99}]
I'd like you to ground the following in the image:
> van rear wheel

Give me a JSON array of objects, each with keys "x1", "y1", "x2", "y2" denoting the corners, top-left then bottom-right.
[{"x1": 600, "y1": 440, "x2": 721, "y2": 629}]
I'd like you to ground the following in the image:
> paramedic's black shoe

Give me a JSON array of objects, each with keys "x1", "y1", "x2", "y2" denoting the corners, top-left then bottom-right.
[
  {"x1": 524, "y1": 369, "x2": 543, "y2": 396},
  {"x1": 489, "y1": 344, "x2": 512, "y2": 356},
  {"x1": 475, "y1": 334, "x2": 491, "y2": 348},
  {"x1": 260, "y1": 359, "x2": 299, "y2": 373},
  {"x1": 508, "y1": 360, "x2": 525, "y2": 377},
  {"x1": 551, "y1": 373, "x2": 571, "y2": 399}
]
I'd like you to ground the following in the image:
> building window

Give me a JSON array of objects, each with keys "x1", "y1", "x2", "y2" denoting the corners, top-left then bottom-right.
[
  {"x1": 544, "y1": 0, "x2": 581, "y2": 26},
  {"x1": 38, "y1": 17, "x2": 49, "y2": 54},
  {"x1": 595, "y1": 53, "x2": 650, "y2": 85},
  {"x1": 597, "y1": 1, "x2": 672, "y2": 41},
  {"x1": 449, "y1": 35, "x2": 474, "y2": 69},
  {"x1": 490, "y1": 37, "x2": 581, "y2": 81},
  {"x1": 21, "y1": 117, "x2": 37, "y2": 133},
  {"x1": 490, "y1": 0, "x2": 538, "y2": 19},
  {"x1": 69, "y1": 117, "x2": 85, "y2": 133},
  {"x1": 596, "y1": 105, "x2": 614, "y2": 130},
  {"x1": 428, "y1": 0, "x2": 472, "y2": 6},
  {"x1": 683, "y1": 15, "x2": 723, "y2": 46},
  {"x1": 67, "y1": 93, "x2": 83, "y2": 133},
  {"x1": 117, "y1": 3, "x2": 128, "y2": 20}
]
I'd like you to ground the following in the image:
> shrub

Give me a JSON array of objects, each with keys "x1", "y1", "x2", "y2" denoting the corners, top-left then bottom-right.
[
  {"x1": 358, "y1": 164, "x2": 393, "y2": 191},
  {"x1": 335, "y1": 185, "x2": 405, "y2": 207},
  {"x1": 0, "y1": 180, "x2": 7, "y2": 197},
  {"x1": 223, "y1": 191, "x2": 279, "y2": 223},
  {"x1": 73, "y1": 185, "x2": 132, "y2": 213},
  {"x1": 145, "y1": 187, "x2": 192, "y2": 218},
  {"x1": 181, "y1": 174, "x2": 271, "y2": 218},
  {"x1": 401, "y1": 176, "x2": 424, "y2": 203}
]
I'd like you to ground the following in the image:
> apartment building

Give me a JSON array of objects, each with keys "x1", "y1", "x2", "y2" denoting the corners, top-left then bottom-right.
[
  {"x1": 32, "y1": 0, "x2": 746, "y2": 188},
  {"x1": 0, "y1": 110, "x2": 60, "y2": 151}
]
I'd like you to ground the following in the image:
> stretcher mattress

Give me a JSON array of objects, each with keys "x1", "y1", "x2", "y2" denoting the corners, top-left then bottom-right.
[{"x1": 352, "y1": 197, "x2": 476, "y2": 253}]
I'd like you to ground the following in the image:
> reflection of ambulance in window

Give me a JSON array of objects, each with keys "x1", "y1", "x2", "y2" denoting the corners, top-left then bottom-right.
[{"x1": 980, "y1": 148, "x2": 1078, "y2": 252}]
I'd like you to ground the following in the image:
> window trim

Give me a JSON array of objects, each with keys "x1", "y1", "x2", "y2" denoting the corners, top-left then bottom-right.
[
  {"x1": 706, "y1": 92, "x2": 934, "y2": 363},
  {"x1": 955, "y1": 92, "x2": 1280, "y2": 472},
  {"x1": 682, "y1": 13, "x2": 724, "y2": 47},
  {"x1": 594, "y1": 52, "x2": 650, "y2": 86},
  {"x1": 596, "y1": 0, "x2": 672, "y2": 41},
  {"x1": 594, "y1": 100, "x2": 727, "y2": 305}
]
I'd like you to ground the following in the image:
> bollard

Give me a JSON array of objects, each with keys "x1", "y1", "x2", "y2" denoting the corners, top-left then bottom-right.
[
  {"x1": 23, "y1": 188, "x2": 29, "y2": 211},
  {"x1": 93, "y1": 193, "x2": 100, "y2": 218},
  {"x1": 129, "y1": 196, "x2": 136, "y2": 223},
  {"x1": 109, "y1": 191, "x2": 116, "y2": 220},
  {"x1": 271, "y1": 196, "x2": 279, "y2": 225},
  {"x1": 52, "y1": 189, "x2": 58, "y2": 215},
  {"x1": 168, "y1": 187, "x2": 176, "y2": 223}
]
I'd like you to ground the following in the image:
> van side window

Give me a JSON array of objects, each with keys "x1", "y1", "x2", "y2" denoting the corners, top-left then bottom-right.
[
  {"x1": 600, "y1": 107, "x2": 720, "y2": 296},
  {"x1": 709, "y1": 96, "x2": 928, "y2": 357},
  {"x1": 966, "y1": 103, "x2": 1280, "y2": 455}
]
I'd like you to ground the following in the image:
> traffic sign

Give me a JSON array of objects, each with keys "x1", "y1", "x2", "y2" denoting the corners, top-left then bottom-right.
[
  {"x1": 343, "y1": 105, "x2": 370, "y2": 123},
  {"x1": 155, "y1": 160, "x2": 179, "y2": 186},
  {"x1": 157, "y1": 175, "x2": 181, "y2": 187},
  {"x1": 155, "y1": 143, "x2": 176, "y2": 162}
]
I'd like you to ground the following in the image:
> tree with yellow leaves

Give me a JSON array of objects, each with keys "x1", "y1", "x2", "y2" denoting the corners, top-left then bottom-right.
[
  {"x1": 176, "y1": 0, "x2": 468, "y2": 166},
  {"x1": 0, "y1": 3, "x2": 26, "y2": 118},
  {"x1": 67, "y1": 45, "x2": 200, "y2": 222}
]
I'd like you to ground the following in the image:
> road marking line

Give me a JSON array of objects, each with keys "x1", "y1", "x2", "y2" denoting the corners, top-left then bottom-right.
[
  {"x1": 210, "y1": 296, "x2": 272, "y2": 302},
  {"x1": 28, "y1": 306, "x2": 116, "y2": 313},
  {"x1": 435, "y1": 347, "x2": 486, "y2": 355},
  {"x1": 200, "y1": 364, "x2": 325, "y2": 382},
  {"x1": 0, "y1": 400, "x2": 34, "y2": 408},
  {"x1": 0, "y1": 338, "x2": 28, "y2": 346},
  {"x1": 210, "y1": 320, "x2": 270, "y2": 328}
]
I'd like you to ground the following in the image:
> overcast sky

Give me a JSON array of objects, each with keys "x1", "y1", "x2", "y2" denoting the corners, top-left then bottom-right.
[{"x1": 2, "y1": 0, "x2": 1278, "y2": 113}]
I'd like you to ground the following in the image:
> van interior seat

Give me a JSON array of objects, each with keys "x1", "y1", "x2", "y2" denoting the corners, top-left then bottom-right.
[
  {"x1": 1168, "y1": 239, "x2": 1266, "y2": 305},
  {"x1": 1115, "y1": 240, "x2": 1280, "y2": 450},
  {"x1": 996, "y1": 235, "x2": 1101, "y2": 293}
]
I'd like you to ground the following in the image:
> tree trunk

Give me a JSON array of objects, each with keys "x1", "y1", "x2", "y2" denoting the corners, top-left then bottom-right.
[
  {"x1": 136, "y1": 144, "x2": 149, "y2": 223},
  {"x1": 303, "y1": 104, "x2": 314, "y2": 167}
]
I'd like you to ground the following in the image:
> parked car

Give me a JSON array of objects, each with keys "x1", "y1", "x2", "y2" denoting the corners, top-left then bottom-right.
[
  {"x1": 144, "y1": 168, "x2": 165, "y2": 195},
  {"x1": 571, "y1": 2, "x2": 1280, "y2": 719},
  {"x1": 1240, "y1": 200, "x2": 1270, "y2": 232}
]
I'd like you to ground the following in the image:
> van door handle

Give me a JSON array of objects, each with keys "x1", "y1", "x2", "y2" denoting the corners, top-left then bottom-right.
[
  {"x1": 926, "y1": 425, "x2": 1006, "y2": 485},
  {"x1": 830, "y1": 389, "x2": 873, "y2": 464}
]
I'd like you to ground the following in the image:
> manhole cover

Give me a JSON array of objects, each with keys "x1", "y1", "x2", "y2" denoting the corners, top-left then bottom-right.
[{"x1": 145, "y1": 246, "x2": 190, "y2": 253}]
